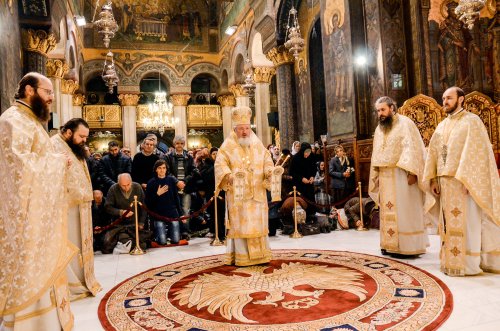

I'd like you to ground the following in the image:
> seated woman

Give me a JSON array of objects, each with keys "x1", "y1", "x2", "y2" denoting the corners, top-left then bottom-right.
[{"x1": 145, "y1": 160, "x2": 183, "y2": 244}]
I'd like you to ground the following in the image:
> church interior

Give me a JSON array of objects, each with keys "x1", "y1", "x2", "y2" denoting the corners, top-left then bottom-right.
[{"x1": 1, "y1": 0, "x2": 500, "y2": 330}]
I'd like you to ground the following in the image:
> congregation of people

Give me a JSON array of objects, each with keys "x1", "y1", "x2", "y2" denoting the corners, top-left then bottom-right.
[
  {"x1": 1, "y1": 72, "x2": 498, "y2": 331},
  {"x1": 85, "y1": 130, "x2": 365, "y2": 254}
]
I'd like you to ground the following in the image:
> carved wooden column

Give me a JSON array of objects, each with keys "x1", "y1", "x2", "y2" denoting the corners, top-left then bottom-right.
[
  {"x1": 170, "y1": 94, "x2": 191, "y2": 139},
  {"x1": 229, "y1": 84, "x2": 249, "y2": 107},
  {"x1": 60, "y1": 79, "x2": 78, "y2": 125},
  {"x1": 46, "y1": 59, "x2": 69, "y2": 129},
  {"x1": 217, "y1": 94, "x2": 236, "y2": 138},
  {"x1": 492, "y1": 3, "x2": 500, "y2": 102},
  {"x1": 21, "y1": 29, "x2": 57, "y2": 74},
  {"x1": 253, "y1": 66, "x2": 276, "y2": 147},
  {"x1": 267, "y1": 46, "x2": 296, "y2": 150},
  {"x1": 118, "y1": 94, "x2": 140, "y2": 157},
  {"x1": 72, "y1": 94, "x2": 86, "y2": 119}
]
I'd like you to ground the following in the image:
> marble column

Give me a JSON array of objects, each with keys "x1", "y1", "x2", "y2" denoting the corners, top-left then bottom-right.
[
  {"x1": 21, "y1": 29, "x2": 57, "y2": 75},
  {"x1": 266, "y1": 46, "x2": 296, "y2": 150},
  {"x1": 217, "y1": 94, "x2": 236, "y2": 139},
  {"x1": 46, "y1": 59, "x2": 69, "y2": 129},
  {"x1": 170, "y1": 94, "x2": 191, "y2": 139},
  {"x1": 229, "y1": 84, "x2": 250, "y2": 107},
  {"x1": 60, "y1": 79, "x2": 79, "y2": 125},
  {"x1": 253, "y1": 67, "x2": 276, "y2": 147},
  {"x1": 72, "y1": 94, "x2": 86, "y2": 119},
  {"x1": 118, "y1": 94, "x2": 140, "y2": 157}
]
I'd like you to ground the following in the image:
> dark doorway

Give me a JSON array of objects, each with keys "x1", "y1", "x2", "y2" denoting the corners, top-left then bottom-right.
[{"x1": 309, "y1": 18, "x2": 327, "y2": 141}]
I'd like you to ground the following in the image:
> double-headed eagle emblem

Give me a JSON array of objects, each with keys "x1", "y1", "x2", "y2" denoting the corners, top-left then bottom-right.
[{"x1": 173, "y1": 262, "x2": 367, "y2": 323}]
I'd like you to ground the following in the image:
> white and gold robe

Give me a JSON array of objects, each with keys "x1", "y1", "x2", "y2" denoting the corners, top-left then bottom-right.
[
  {"x1": 369, "y1": 114, "x2": 429, "y2": 255},
  {"x1": 0, "y1": 102, "x2": 77, "y2": 330},
  {"x1": 424, "y1": 110, "x2": 500, "y2": 276},
  {"x1": 52, "y1": 134, "x2": 102, "y2": 300},
  {"x1": 215, "y1": 131, "x2": 274, "y2": 266}
]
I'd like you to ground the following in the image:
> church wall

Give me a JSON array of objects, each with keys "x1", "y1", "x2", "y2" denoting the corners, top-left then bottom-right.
[
  {"x1": 427, "y1": 0, "x2": 498, "y2": 101},
  {"x1": 320, "y1": 0, "x2": 356, "y2": 139},
  {"x1": 0, "y1": 3, "x2": 22, "y2": 112}
]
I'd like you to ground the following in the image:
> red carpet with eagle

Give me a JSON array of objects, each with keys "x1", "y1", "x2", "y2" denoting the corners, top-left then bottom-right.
[{"x1": 98, "y1": 250, "x2": 453, "y2": 330}]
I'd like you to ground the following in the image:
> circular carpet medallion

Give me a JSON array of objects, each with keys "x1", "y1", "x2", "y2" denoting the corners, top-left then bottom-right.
[{"x1": 98, "y1": 250, "x2": 452, "y2": 331}]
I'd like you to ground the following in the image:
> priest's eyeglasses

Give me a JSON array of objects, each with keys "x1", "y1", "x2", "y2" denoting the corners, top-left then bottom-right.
[{"x1": 37, "y1": 87, "x2": 54, "y2": 96}]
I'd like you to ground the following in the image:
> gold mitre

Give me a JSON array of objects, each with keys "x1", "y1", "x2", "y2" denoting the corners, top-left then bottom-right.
[{"x1": 231, "y1": 106, "x2": 252, "y2": 126}]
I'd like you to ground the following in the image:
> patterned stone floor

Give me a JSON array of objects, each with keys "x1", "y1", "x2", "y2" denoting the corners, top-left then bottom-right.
[{"x1": 73, "y1": 229, "x2": 500, "y2": 330}]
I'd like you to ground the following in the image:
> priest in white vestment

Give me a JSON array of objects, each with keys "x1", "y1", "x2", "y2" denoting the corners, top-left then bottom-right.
[
  {"x1": 424, "y1": 87, "x2": 500, "y2": 276},
  {"x1": 369, "y1": 96, "x2": 429, "y2": 256},
  {"x1": 215, "y1": 106, "x2": 275, "y2": 266},
  {"x1": 0, "y1": 73, "x2": 77, "y2": 330},
  {"x1": 51, "y1": 118, "x2": 102, "y2": 300}
]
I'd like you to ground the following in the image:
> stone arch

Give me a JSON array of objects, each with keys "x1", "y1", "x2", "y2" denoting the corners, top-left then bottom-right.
[
  {"x1": 49, "y1": 17, "x2": 67, "y2": 58},
  {"x1": 250, "y1": 31, "x2": 274, "y2": 67},
  {"x1": 221, "y1": 70, "x2": 229, "y2": 92},
  {"x1": 230, "y1": 41, "x2": 247, "y2": 84},
  {"x1": 182, "y1": 62, "x2": 221, "y2": 88},
  {"x1": 253, "y1": 15, "x2": 276, "y2": 53},
  {"x1": 123, "y1": 61, "x2": 177, "y2": 87},
  {"x1": 83, "y1": 60, "x2": 126, "y2": 89},
  {"x1": 234, "y1": 54, "x2": 245, "y2": 84}
]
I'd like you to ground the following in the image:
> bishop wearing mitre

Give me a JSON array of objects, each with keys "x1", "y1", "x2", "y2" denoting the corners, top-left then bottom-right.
[{"x1": 215, "y1": 106, "x2": 275, "y2": 266}]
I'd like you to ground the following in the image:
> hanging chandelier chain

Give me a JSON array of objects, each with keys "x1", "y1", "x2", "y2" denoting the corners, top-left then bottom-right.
[{"x1": 284, "y1": 4, "x2": 305, "y2": 61}]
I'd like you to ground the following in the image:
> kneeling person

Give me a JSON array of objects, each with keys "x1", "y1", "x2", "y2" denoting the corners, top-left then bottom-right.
[{"x1": 104, "y1": 173, "x2": 148, "y2": 252}]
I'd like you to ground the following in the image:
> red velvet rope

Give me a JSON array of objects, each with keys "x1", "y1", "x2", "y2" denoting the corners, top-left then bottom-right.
[
  {"x1": 94, "y1": 188, "x2": 356, "y2": 234},
  {"x1": 93, "y1": 207, "x2": 133, "y2": 234},
  {"x1": 139, "y1": 196, "x2": 216, "y2": 222},
  {"x1": 94, "y1": 196, "x2": 218, "y2": 233},
  {"x1": 297, "y1": 187, "x2": 360, "y2": 210}
]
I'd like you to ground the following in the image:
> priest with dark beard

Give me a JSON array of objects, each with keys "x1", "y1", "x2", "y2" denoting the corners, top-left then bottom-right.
[
  {"x1": 0, "y1": 72, "x2": 77, "y2": 330},
  {"x1": 51, "y1": 118, "x2": 102, "y2": 301},
  {"x1": 368, "y1": 96, "x2": 429, "y2": 257}
]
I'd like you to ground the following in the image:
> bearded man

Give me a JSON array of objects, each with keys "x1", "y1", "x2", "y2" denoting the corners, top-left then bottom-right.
[
  {"x1": 369, "y1": 96, "x2": 429, "y2": 256},
  {"x1": 424, "y1": 87, "x2": 500, "y2": 276},
  {"x1": 215, "y1": 106, "x2": 275, "y2": 266},
  {"x1": 51, "y1": 118, "x2": 102, "y2": 300},
  {"x1": 0, "y1": 72, "x2": 77, "y2": 330}
]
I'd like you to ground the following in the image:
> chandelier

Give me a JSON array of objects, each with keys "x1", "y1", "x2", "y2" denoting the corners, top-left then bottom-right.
[
  {"x1": 455, "y1": 0, "x2": 485, "y2": 29},
  {"x1": 94, "y1": 1, "x2": 119, "y2": 48},
  {"x1": 242, "y1": 57, "x2": 255, "y2": 93},
  {"x1": 143, "y1": 92, "x2": 175, "y2": 136},
  {"x1": 102, "y1": 51, "x2": 119, "y2": 93},
  {"x1": 284, "y1": 6, "x2": 305, "y2": 61}
]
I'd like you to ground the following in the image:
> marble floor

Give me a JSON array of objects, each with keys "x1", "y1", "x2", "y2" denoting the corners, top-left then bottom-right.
[{"x1": 72, "y1": 230, "x2": 500, "y2": 331}]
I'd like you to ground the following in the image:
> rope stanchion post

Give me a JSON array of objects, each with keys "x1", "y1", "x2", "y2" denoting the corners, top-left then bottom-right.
[
  {"x1": 130, "y1": 195, "x2": 145, "y2": 255},
  {"x1": 290, "y1": 186, "x2": 303, "y2": 238},
  {"x1": 356, "y1": 181, "x2": 368, "y2": 231},
  {"x1": 210, "y1": 190, "x2": 224, "y2": 246}
]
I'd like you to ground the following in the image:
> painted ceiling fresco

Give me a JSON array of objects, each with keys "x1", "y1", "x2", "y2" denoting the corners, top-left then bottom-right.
[{"x1": 84, "y1": 0, "x2": 216, "y2": 51}]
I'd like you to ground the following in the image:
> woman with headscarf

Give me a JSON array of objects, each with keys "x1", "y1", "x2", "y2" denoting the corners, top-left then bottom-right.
[
  {"x1": 289, "y1": 142, "x2": 317, "y2": 210},
  {"x1": 291, "y1": 141, "x2": 301, "y2": 156}
]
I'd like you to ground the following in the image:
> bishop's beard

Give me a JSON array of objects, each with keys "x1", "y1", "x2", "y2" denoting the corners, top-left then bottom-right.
[
  {"x1": 379, "y1": 114, "x2": 394, "y2": 133},
  {"x1": 31, "y1": 92, "x2": 51, "y2": 122},
  {"x1": 66, "y1": 135, "x2": 87, "y2": 160},
  {"x1": 238, "y1": 137, "x2": 252, "y2": 147}
]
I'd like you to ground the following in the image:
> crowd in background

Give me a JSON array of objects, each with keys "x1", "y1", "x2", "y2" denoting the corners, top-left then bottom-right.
[{"x1": 86, "y1": 135, "x2": 378, "y2": 253}]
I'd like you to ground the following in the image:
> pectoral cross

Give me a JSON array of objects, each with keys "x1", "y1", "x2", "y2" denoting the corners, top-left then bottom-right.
[{"x1": 441, "y1": 144, "x2": 448, "y2": 165}]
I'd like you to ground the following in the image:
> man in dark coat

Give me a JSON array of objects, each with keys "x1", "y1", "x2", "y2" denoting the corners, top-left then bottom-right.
[{"x1": 99, "y1": 141, "x2": 132, "y2": 195}]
